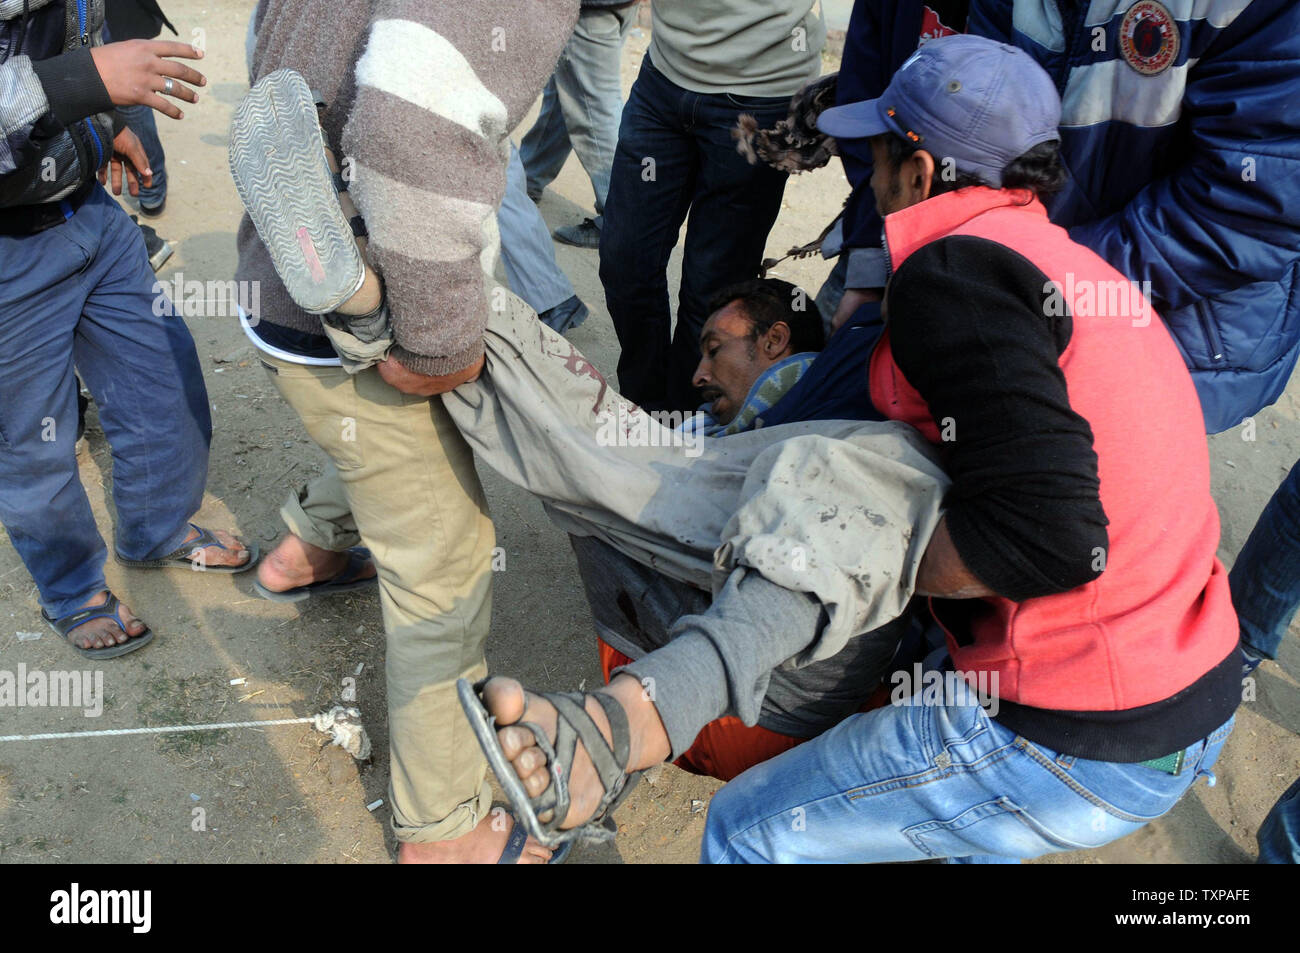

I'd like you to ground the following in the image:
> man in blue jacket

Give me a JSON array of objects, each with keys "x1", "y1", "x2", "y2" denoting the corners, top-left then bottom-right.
[
  {"x1": 1, "y1": 0, "x2": 255, "y2": 658},
  {"x1": 827, "y1": 0, "x2": 1300, "y2": 434}
]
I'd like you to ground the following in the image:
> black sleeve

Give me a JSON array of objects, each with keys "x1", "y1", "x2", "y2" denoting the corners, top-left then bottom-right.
[
  {"x1": 30, "y1": 47, "x2": 115, "y2": 127},
  {"x1": 885, "y1": 235, "x2": 1109, "y2": 601}
]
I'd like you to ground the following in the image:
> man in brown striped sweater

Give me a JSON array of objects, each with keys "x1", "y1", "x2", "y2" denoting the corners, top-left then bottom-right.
[{"x1": 236, "y1": 0, "x2": 579, "y2": 863}]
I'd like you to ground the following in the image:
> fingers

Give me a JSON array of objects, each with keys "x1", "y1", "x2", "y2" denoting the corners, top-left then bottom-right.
[
  {"x1": 125, "y1": 164, "x2": 140, "y2": 198},
  {"x1": 118, "y1": 131, "x2": 151, "y2": 178},
  {"x1": 145, "y1": 91, "x2": 185, "y2": 121},
  {"x1": 110, "y1": 156, "x2": 123, "y2": 195},
  {"x1": 144, "y1": 40, "x2": 206, "y2": 62},
  {"x1": 154, "y1": 57, "x2": 207, "y2": 89}
]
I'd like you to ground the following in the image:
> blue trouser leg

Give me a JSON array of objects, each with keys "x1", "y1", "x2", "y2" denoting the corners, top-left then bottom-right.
[
  {"x1": 701, "y1": 671, "x2": 1235, "y2": 864},
  {"x1": 1229, "y1": 460, "x2": 1300, "y2": 659},
  {"x1": 599, "y1": 59, "x2": 698, "y2": 410},
  {"x1": 518, "y1": 5, "x2": 634, "y2": 220},
  {"x1": 73, "y1": 188, "x2": 211, "y2": 565},
  {"x1": 498, "y1": 144, "x2": 574, "y2": 314},
  {"x1": 119, "y1": 103, "x2": 167, "y2": 208},
  {"x1": 0, "y1": 209, "x2": 108, "y2": 616},
  {"x1": 0, "y1": 186, "x2": 210, "y2": 619},
  {"x1": 519, "y1": 77, "x2": 570, "y2": 197},
  {"x1": 1257, "y1": 775, "x2": 1300, "y2": 863}
]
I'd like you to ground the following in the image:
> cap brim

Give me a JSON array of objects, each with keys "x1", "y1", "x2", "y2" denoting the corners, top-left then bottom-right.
[{"x1": 817, "y1": 98, "x2": 892, "y2": 140}]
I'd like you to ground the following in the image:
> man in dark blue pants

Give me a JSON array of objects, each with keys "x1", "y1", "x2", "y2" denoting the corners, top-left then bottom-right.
[
  {"x1": 1, "y1": 0, "x2": 254, "y2": 658},
  {"x1": 598, "y1": 1, "x2": 827, "y2": 413}
]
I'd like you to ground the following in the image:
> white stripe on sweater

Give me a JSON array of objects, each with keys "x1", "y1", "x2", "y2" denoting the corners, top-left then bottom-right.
[
  {"x1": 354, "y1": 18, "x2": 508, "y2": 140},
  {"x1": 349, "y1": 161, "x2": 495, "y2": 263}
]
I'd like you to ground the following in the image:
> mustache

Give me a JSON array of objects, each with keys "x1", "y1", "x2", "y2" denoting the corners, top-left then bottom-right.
[{"x1": 699, "y1": 386, "x2": 724, "y2": 402}]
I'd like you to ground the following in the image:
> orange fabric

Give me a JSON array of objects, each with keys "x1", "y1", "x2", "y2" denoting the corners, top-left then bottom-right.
[{"x1": 596, "y1": 639, "x2": 888, "y2": 782}]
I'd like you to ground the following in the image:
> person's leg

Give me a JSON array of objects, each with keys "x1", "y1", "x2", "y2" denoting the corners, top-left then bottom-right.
[
  {"x1": 262, "y1": 353, "x2": 546, "y2": 861},
  {"x1": 702, "y1": 678, "x2": 1235, "y2": 864},
  {"x1": 497, "y1": 144, "x2": 582, "y2": 320},
  {"x1": 518, "y1": 76, "x2": 571, "y2": 200},
  {"x1": 256, "y1": 464, "x2": 379, "y2": 593},
  {"x1": 0, "y1": 210, "x2": 108, "y2": 618},
  {"x1": 545, "y1": 5, "x2": 636, "y2": 247},
  {"x1": 664, "y1": 92, "x2": 791, "y2": 410},
  {"x1": 71, "y1": 188, "x2": 239, "y2": 566},
  {"x1": 1257, "y1": 775, "x2": 1300, "y2": 863},
  {"x1": 599, "y1": 59, "x2": 698, "y2": 409},
  {"x1": 1229, "y1": 460, "x2": 1300, "y2": 662},
  {"x1": 119, "y1": 103, "x2": 168, "y2": 212}
]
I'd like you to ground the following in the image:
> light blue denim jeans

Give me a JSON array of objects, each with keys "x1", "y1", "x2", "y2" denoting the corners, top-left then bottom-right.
[
  {"x1": 518, "y1": 3, "x2": 635, "y2": 223},
  {"x1": 498, "y1": 143, "x2": 575, "y2": 315},
  {"x1": 701, "y1": 672, "x2": 1235, "y2": 864}
]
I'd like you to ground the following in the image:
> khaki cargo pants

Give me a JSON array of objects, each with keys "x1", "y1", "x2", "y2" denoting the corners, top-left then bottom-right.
[{"x1": 261, "y1": 353, "x2": 494, "y2": 843}]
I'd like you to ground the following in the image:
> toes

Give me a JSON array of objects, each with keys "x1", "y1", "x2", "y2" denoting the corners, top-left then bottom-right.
[
  {"x1": 482, "y1": 677, "x2": 526, "y2": 724},
  {"x1": 496, "y1": 724, "x2": 534, "y2": 761},
  {"x1": 521, "y1": 770, "x2": 550, "y2": 799}
]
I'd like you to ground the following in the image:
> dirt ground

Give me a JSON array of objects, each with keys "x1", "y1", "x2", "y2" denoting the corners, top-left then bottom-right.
[{"x1": 0, "y1": 0, "x2": 1296, "y2": 865}]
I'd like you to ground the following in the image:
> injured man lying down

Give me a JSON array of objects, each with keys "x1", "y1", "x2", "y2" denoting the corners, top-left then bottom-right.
[{"x1": 231, "y1": 38, "x2": 1238, "y2": 865}]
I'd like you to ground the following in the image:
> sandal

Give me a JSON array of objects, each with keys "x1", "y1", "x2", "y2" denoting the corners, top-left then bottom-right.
[
  {"x1": 495, "y1": 808, "x2": 573, "y2": 865},
  {"x1": 229, "y1": 68, "x2": 366, "y2": 315},
  {"x1": 458, "y1": 678, "x2": 642, "y2": 849},
  {"x1": 115, "y1": 523, "x2": 259, "y2": 574},
  {"x1": 251, "y1": 546, "x2": 377, "y2": 602},
  {"x1": 41, "y1": 591, "x2": 153, "y2": 659}
]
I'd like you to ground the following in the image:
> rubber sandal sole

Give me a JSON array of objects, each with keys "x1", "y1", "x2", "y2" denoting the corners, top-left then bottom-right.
[
  {"x1": 251, "y1": 547, "x2": 377, "y2": 602},
  {"x1": 229, "y1": 68, "x2": 365, "y2": 315}
]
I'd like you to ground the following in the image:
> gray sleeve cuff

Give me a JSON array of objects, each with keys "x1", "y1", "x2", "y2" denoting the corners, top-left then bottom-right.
[
  {"x1": 844, "y1": 247, "x2": 889, "y2": 291},
  {"x1": 31, "y1": 47, "x2": 115, "y2": 127}
]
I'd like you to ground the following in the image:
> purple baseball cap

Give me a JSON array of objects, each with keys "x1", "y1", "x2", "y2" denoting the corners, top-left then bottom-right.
[{"x1": 817, "y1": 34, "x2": 1061, "y2": 188}]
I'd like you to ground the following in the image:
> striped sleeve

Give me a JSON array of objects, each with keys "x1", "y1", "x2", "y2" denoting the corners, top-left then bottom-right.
[{"x1": 341, "y1": 0, "x2": 578, "y2": 377}]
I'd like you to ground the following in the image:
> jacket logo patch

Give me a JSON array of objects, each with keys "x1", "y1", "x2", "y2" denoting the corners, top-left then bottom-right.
[{"x1": 1119, "y1": 0, "x2": 1180, "y2": 76}]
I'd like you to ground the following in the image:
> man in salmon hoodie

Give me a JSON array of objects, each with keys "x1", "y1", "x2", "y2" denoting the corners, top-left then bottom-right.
[{"x1": 472, "y1": 35, "x2": 1242, "y2": 863}]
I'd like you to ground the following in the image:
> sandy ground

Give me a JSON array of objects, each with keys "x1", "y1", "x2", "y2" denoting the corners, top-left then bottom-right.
[{"x1": 0, "y1": 0, "x2": 1296, "y2": 865}]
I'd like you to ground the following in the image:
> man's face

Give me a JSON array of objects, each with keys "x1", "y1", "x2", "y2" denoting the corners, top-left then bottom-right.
[{"x1": 692, "y1": 302, "x2": 789, "y2": 424}]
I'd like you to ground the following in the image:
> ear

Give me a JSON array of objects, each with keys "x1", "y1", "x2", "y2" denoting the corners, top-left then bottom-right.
[
  {"x1": 909, "y1": 149, "x2": 937, "y2": 203},
  {"x1": 764, "y1": 320, "x2": 793, "y2": 357}
]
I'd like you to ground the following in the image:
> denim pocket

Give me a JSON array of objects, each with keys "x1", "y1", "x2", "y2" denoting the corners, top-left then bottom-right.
[{"x1": 904, "y1": 796, "x2": 1099, "y2": 858}]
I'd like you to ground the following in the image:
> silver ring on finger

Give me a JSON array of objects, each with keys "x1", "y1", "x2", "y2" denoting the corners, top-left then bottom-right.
[{"x1": 163, "y1": 76, "x2": 174, "y2": 94}]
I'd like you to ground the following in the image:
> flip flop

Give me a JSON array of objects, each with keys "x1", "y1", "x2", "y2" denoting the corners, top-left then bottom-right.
[
  {"x1": 252, "y1": 546, "x2": 377, "y2": 603},
  {"x1": 115, "y1": 523, "x2": 260, "y2": 574},
  {"x1": 458, "y1": 678, "x2": 641, "y2": 850},
  {"x1": 229, "y1": 68, "x2": 366, "y2": 315},
  {"x1": 42, "y1": 591, "x2": 154, "y2": 659},
  {"x1": 495, "y1": 809, "x2": 573, "y2": 865}
]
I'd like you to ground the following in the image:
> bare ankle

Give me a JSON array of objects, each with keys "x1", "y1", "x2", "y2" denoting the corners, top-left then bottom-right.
[{"x1": 604, "y1": 675, "x2": 672, "y2": 770}]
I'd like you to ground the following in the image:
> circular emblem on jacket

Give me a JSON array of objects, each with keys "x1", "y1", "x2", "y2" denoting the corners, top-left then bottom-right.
[{"x1": 1119, "y1": 0, "x2": 1180, "y2": 75}]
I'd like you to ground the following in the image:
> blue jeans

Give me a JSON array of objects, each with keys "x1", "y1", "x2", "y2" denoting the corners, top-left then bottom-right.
[
  {"x1": 0, "y1": 185, "x2": 210, "y2": 618},
  {"x1": 599, "y1": 57, "x2": 791, "y2": 411},
  {"x1": 518, "y1": 3, "x2": 635, "y2": 222},
  {"x1": 701, "y1": 673, "x2": 1234, "y2": 863},
  {"x1": 118, "y1": 104, "x2": 168, "y2": 208},
  {"x1": 1258, "y1": 775, "x2": 1300, "y2": 863},
  {"x1": 498, "y1": 144, "x2": 575, "y2": 315},
  {"x1": 1229, "y1": 460, "x2": 1300, "y2": 659}
]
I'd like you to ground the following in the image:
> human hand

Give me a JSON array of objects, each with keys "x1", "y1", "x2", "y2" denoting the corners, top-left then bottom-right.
[
  {"x1": 89, "y1": 40, "x2": 206, "y2": 119},
  {"x1": 97, "y1": 126, "x2": 151, "y2": 196}
]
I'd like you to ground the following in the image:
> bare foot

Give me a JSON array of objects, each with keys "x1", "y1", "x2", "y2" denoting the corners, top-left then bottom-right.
[
  {"x1": 256, "y1": 533, "x2": 376, "y2": 593},
  {"x1": 181, "y1": 525, "x2": 254, "y2": 569},
  {"x1": 481, "y1": 674, "x2": 671, "y2": 833},
  {"x1": 60, "y1": 591, "x2": 148, "y2": 651},
  {"x1": 397, "y1": 809, "x2": 553, "y2": 864}
]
